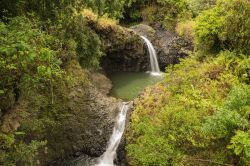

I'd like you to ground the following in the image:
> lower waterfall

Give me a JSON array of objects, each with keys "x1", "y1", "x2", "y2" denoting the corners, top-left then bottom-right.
[{"x1": 95, "y1": 102, "x2": 130, "y2": 166}]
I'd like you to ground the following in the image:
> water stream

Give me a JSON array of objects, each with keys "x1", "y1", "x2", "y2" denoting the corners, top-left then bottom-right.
[
  {"x1": 95, "y1": 102, "x2": 130, "y2": 166},
  {"x1": 140, "y1": 36, "x2": 161, "y2": 76}
]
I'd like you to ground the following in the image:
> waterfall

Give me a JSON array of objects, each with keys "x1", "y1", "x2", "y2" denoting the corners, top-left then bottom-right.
[
  {"x1": 95, "y1": 102, "x2": 130, "y2": 166},
  {"x1": 140, "y1": 36, "x2": 161, "y2": 76}
]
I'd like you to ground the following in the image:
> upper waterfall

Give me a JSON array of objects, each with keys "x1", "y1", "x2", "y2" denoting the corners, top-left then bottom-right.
[{"x1": 140, "y1": 36, "x2": 161, "y2": 75}]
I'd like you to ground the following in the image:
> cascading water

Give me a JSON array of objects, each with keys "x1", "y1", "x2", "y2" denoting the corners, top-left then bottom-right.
[
  {"x1": 140, "y1": 36, "x2": 161, "y2": 76},
  {"x1": 95, "y1": 102, "x2": 130, "y2": 166}
]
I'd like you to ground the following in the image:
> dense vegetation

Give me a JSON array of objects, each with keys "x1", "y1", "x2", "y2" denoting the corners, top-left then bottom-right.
[
  {"x1": 195, "y1": 0, "x2": 250, "y2": 55},
  {"x1": 127, "y1": 53, "x2": 250, "y2": 165},
  {"x1": 127, "y1": 0, "x2": 250, "y2": 165},
  {"x1": 0, "y1": 0, "x2": 118, "y2": 165},
  {"x1": 0, "y1": 0, "x2": 249, "y2": 165}
]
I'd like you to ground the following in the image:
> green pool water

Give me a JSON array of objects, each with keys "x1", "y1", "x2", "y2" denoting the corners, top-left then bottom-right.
[{"x1": 109, "y1": 72, "x2": 163, "y2": 101}]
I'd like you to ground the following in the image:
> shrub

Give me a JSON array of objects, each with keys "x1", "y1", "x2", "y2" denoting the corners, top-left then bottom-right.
[
  {"x1": 156, "y1": 0, "x2": 192, "y2": 29},
  {"x1": 202, "y1": 84, "x2": 250, "y2": 165},
  {"x1": 124, "y1": 0, "x2": 191, "y2": 29},
  {"x1": 80, "y1": 9, "x2": 98, "y2": 22},
  {"x1": 0, "y1": 133, "x2": 46, "y2": 165},
  {"x1": 0, "y1": 17, "x2": 64, "y2": 112},
  {"x1": 187, "y1": 0, "x2": 216, "y2": 15},
  {"x1": 65, "y1": 12, "x2": 103, "y2": 69},
  {"x1": 141, "y1": 6, "x2": 158, "y2": 25},
  {"x1": 0, "y1": 0, "x2": 135, "y2": 21},
  {"x1": 195, "y1": 0, "x2": 250, "y2": 55},
  {"x1": 176, "y1": 20, "x2": 195, "y2": 41},
  {"x1": 97, "y1": 16, "x2": 118, "y2": 29},
  {"x1": 215, "y1": 51, "x2": 250, "y2": 84},
  {"x1": 228, "y1": 130, "x2": 250, "y2": 165}
]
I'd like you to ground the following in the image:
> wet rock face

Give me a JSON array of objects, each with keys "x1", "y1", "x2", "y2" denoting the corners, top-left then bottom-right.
[
  {"x1": 130, "y1": 24, "x2": 193, "y2": 70},
  {"x1": 99, "y1": 28, "x2": 148, "y2": 73},
  {"x1": 61, "y1": 89, "x2": 119, "y2": 157}
]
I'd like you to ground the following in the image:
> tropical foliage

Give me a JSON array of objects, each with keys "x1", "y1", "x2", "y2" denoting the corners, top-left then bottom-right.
[
  {"x1": 195, "y1": 0, "x2": 250, "y2": 55},
  {"x1": 126, "y1": 0, "x2": 250, "y2": 165},
  {"x1": 0, "y1": 0, "x2": 249, "y2": 165},
  {"x1": 0, "y1": 16, "x2": 63, "y2": 112}
]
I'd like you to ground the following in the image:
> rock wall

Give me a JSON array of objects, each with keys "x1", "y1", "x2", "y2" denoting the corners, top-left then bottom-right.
[
  {"x1": 98, "y1": 27, "x2": 147, "y2": 73},
  {"x1": 81, "y1": 12, "x2": 147, "y2": 73}
]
